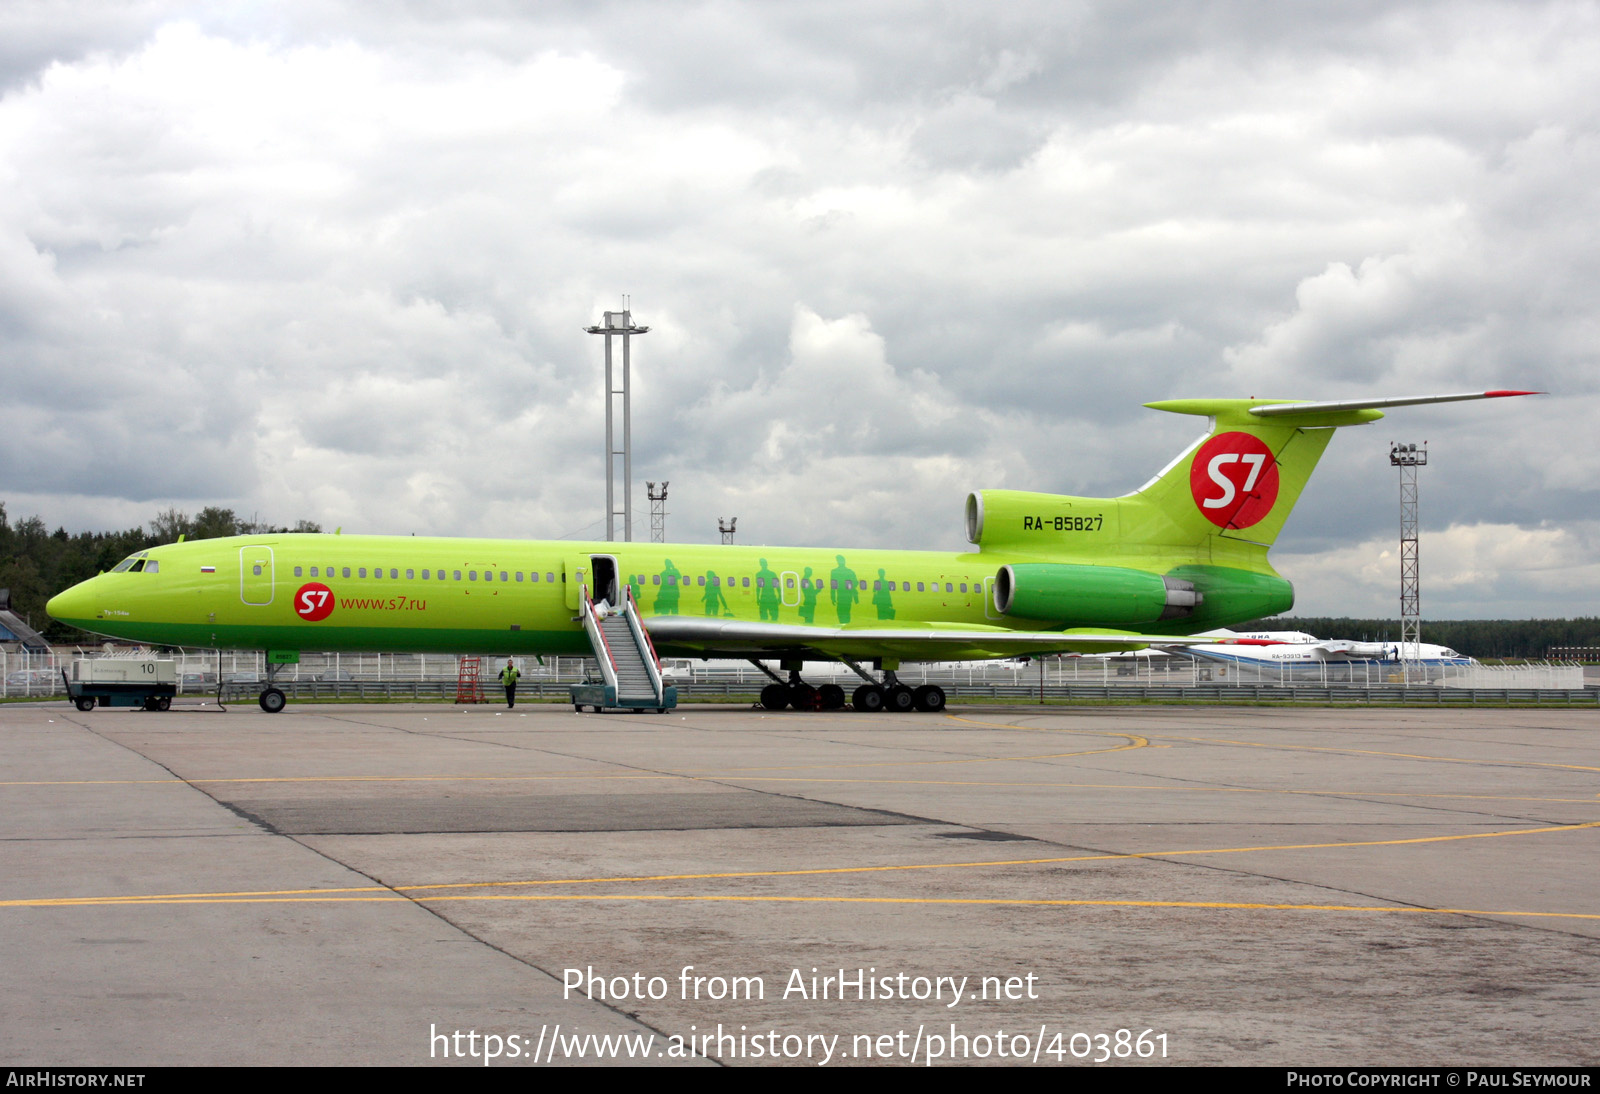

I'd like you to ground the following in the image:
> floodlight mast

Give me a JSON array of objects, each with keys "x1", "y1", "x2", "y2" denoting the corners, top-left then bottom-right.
[
  {"x1": 648, "y1": 481, "x2": 669, "y2": 543},
  {"x1": 585, "y1": 300, "x2": 649, "y2": 542},
  {"x1": 1389, "y1": 441, "x2": 1428, "y2": 679}
]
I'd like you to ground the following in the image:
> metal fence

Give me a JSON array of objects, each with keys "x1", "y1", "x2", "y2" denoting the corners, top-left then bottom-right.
[{"x1": 3, "y1": 646, "x2": 1592, "y2": 701}]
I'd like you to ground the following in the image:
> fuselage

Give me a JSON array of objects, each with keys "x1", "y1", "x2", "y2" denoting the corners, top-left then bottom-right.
[{"x1": 45, "y1": 531, "x2": 1274, "y2": 660}]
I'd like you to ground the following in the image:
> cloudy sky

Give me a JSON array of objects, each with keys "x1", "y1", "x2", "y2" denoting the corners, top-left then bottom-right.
[{"x1": 2, "y1": 1, "x2": 1595, "y2": 619}]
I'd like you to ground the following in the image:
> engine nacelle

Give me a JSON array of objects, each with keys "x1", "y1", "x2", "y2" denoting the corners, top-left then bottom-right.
[
  {"x1": 966, "y1": 490, "x2": 1113, "y2": 548},
  {"x1": 994, "y1": 564, "x2": 1202, "y2": 626}
]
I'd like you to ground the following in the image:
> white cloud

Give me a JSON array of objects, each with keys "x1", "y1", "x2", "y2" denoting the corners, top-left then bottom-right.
[{"x1": 0, "y1": 2, "x2": 1594, "y2": 617}]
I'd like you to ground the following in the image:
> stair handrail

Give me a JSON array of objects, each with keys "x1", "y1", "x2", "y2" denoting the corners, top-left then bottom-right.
[{"x1": 577, "y1": 584, "x2": 620, "y2": 691}]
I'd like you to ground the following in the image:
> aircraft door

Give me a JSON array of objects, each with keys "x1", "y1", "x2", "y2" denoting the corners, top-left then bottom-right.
[
  {"x1": 563, "y1": 558, "x2": 588, "y2": 611},
  {"x1": 780, "y1": 570, "x2": 800, "y2": 608},
  {"x1": 590, "y1": 555, "x2": 620, "y2": 606},
  {"x1": 240, "y1": 546, "x2": 274, "y2": 606},
  {"x1": 982, "y1": 575, "x2": 1002, "y2": 620}
]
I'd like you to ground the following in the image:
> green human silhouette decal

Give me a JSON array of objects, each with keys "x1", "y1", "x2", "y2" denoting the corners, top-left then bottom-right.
[
  {"x1": 756, "y1": 558, "x2": 780, "y2": 621},
  {"x1": 799, "y1": 566, "x2": 819, "y2": 623},
  {"x1": 829, "y1": 554, "x2": 858, "y2": 624},
  {"x1": 872, "y1": 568, "x2": 895, "y2": 620},
  {"x1": 653, "y1": 558, "x2": 681, "y2": 615},
  {"x1": 702, "y1": 571, "x2": 731, "y2": 617}
]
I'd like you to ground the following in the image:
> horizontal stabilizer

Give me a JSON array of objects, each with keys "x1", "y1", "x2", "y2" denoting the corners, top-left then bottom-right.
[{"x1": 1245, "y1": 390, "x2": 1542, "y2": 418}]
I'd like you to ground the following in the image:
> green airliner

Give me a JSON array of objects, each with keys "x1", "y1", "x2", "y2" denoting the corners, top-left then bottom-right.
[{"x1": 46, "y1": 391, "x2": 1535, "y2": 713}]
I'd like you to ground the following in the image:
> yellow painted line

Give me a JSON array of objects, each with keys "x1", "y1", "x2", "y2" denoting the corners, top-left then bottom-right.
[
  {"x1": 1166, "y1": 734, "x2": 1600, "y2": 774},
  {"x1": 10, "y1": 891, "x2": 1600, "y2": 921},
  {"x1": 10, "y1": 819, "x2": 1596, "y2": 910}
]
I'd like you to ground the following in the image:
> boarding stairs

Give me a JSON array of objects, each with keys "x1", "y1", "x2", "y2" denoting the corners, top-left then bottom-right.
[{"x1": 572, "y1": 585, "x2": 675, "y2": 712}]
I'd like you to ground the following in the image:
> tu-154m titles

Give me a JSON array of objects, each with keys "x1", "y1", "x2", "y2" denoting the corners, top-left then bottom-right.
[{"x1": 47, "y1": 391, "x2": 1536, "y2": 713}]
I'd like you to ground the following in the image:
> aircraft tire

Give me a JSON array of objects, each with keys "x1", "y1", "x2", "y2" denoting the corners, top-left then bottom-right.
[
  {"x1": 886, "y1": 685, "x2": 915, "y2": 713},
  {"x1": 788, "y1": 683, "x2": 821, "y2": 711},
  {"x1": 913, "y1": 685, "x2": 946, "y2": 713},
  {"x1": 819, "y1": 684, "x2": 846, "y2": 710},
  {"x1": 75, "y1": 697, "x2": 95, "y2": 712},
  {"x1": 852, "y1": 685, "x2": 885, "y2": 713},
  {"x1": 760, "y1": 683, "x2": 789, "y2": 710},
  {"x1": 259, "y1": 688, "x2": 287, "y2": 714}
]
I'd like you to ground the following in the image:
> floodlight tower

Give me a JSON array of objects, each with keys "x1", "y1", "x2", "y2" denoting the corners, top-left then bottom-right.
[
  {"x1": 585, "y1": 299, "x2": 650, "y2": 542},
  {"x1": 648, "y1": 481, "x2": 669, "y2": 543},
  {"x1": 719, "y1": 517, "x2": 737, "y2": 544},
  {"x1": 1389, "y1": 441, "x2": 1428, "y2": 677}
]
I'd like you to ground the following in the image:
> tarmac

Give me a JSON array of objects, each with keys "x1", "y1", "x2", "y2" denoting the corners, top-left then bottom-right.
[{"x1": 3, "y1": 697, "x2": 1598, "y2": 1067}]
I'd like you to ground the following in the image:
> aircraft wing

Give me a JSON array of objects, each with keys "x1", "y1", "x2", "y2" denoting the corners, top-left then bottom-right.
[{"x1": 644, "y1": 617, "x2": 1203, "y2": 662}]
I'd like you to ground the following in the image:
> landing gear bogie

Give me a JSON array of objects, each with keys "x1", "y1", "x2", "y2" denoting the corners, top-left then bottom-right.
[{"x1": 852, "y1": 684, "x2": 886, "y2": 712}]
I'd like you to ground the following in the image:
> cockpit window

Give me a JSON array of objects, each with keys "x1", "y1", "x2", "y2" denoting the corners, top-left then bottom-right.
[{"x1": 111, "y1": 552, "x2": 150, "y2": 573}]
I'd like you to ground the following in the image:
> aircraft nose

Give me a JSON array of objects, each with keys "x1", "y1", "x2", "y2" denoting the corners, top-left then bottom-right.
[{"x1": 46, "y1": 581, "x2": 95, "y2": 625}]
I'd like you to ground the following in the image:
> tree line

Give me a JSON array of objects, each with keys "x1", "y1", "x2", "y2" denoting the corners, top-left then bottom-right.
[
  {"x1": 1, "y1": 502, "x2": 319, "y2": 642},
  {"x1": 1240, "y1": 616, "x2": 1600, "y2": 660}
]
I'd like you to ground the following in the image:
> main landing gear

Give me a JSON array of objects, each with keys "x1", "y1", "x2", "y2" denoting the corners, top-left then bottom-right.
[
  {"x1": 749, "y1": 661, "x2": 944, "y2": 714},
  {"x1": 850, "y1": 672, "x2": 946, "y2": 714},
  {"x1": 755, "y1": 663, "x2": 847, "y2": 711}
]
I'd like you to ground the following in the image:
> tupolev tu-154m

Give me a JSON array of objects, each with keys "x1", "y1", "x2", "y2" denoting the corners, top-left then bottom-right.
[{"x1": 46, "y1": 391, "x2": 1536, "y2": 714}]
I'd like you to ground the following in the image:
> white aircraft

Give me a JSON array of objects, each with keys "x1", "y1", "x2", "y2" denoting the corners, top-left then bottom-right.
[{"x1": 1165, "y1": 632, "x2": 1473, "y2": 667}]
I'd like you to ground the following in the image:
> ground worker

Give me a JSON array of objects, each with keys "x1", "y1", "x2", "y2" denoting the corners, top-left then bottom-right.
[{"x1": 498, "y1": 657, "x2": 520, "y2": 708}]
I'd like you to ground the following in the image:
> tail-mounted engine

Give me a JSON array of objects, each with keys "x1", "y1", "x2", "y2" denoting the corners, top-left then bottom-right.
[{"x1": 993, "y1": 564, "x2": 1202, "y2": 627}]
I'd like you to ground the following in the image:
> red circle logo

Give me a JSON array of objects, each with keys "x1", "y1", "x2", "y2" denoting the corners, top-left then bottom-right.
[
  {"x1": 293, "y1": 582, "x2": 335, "y2": 621},
  {"x1": 1189, "y1": 432, "x2": 1280, "y2": 529}
]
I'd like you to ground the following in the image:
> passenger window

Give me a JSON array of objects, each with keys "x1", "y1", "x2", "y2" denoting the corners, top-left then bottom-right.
[
  {"x1": 960, "y1": 583, "x2": 967, "y2": 593},
  {"x1": 253, "y1": 564, "x2": 262, "y2": 576},
  {"x1": 406, "y1": 569, "x2": 415, "y2": 580},
  {"x1": 917, "y1": 582, "x2": 925, "y2": 592},
  {"x1": 946, "y1": 583, "x2": 953, "y2": 592},
  {"x1": 858, "y1": 580, "x2": 866, "y2": 590},
  {"x1": 469, "y1": 571, "x2": 477, "y2": 581},
  {"x1": 359, "y1": 568, "x2": 367, "y2": 578},
  {"x1": 421, "y1": 570, "x2": 429, "y2": 580},
  {"x1": 786, "y1": 577, "x2": 794, "y2": 589},
  {"x1": 743, "y1": 577, "x2": 751, "y2": 588},
  {"x1": 652, "y1": 575, "x2": 660, "y2": 585},
  {"x1": 342, "y1": 567, "x2": 351, "y2": 578},
  {"x1": 698, "y1": 576, "x2": 706, "y2": 586},
  {"x1": 500, "y1": 571, "x2": 508, "y2": 582},
  {"x1": 454, "y1": 570, "x2": 462, "y2": 581}
]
